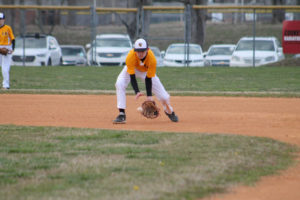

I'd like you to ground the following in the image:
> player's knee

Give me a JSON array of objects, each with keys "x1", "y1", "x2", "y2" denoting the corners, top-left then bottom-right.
[
  {"x1": 115, "y1": 80, "x2": 125, "y2": 90},
  {"x1": 158, "y1": 94, "x2": 170, "y2": 102}
]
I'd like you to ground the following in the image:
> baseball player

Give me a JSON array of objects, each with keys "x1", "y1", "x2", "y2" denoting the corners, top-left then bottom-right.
[
  {"x1": 0, "y1": 12, "x2": 15, "y2": 90},
  {"x1": 113, "y1": 38, "x2": 178, "y2": 124}
]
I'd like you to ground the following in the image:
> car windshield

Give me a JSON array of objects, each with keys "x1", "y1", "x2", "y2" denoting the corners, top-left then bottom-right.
[
  {"x1": 208, "y1": 47, "x2": 234, "y2": 56},
  {"x1": 15, "y1": 37, "x2": 47, "y2": 48},
  {"x1": 62, "y1": 47, "x2": 85, "y2": 57},
  {"x1": 95, "y1": 38, "x2": 131, "y2": 47},
  {"x1": 150, "y1": 47, "x2": 161, "y2": 57},
  {"x1": 235, "y1": 40, "x2": 275, "y2": 51},
  {"x1": 167, "y1": 45, "x2": 202, "y2": 54}
]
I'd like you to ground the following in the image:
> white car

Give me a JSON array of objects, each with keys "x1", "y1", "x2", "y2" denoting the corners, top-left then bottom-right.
[
  {"x1": 230, "y1": 37, "x2": 285, "y2": 67},
  {"x1": 12, "y1": 33, "x2": 62, "y2": 66},
  {"x1": 163, "y1": 43, "x2": 204, "y2": 67},
  {"x1": 149, "y1": 46, "x2": 164, "y2": 67},
  {"x1": 204, "y1": 44, "x2": 235, "y2": 66},
  {"x1": 86, "y1": 34, "x2": 132, "y2": 66}
]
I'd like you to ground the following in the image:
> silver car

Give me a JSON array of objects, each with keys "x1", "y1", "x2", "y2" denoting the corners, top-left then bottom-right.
[
  {"x1": 61, "y1": 45, "x2": 87, "y2": 66},
  {"x1": 204, "y1": 44, "x2": 236, "y2": 66},
  {"x1": 149, "y1": 46, "x2": 164, "y2": 67}
]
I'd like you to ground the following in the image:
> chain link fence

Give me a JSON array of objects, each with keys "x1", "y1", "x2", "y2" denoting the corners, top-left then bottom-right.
[{"x1": 1, "y1": 5, "x2": 300, "y2": 66}]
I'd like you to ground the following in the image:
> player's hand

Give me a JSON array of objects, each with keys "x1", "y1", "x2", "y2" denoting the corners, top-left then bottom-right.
[
  {"x1": 146, "y1": 96, "x2": 153, "y2": 101},
  {"x1": 135, "y1": 92, "x2": 144, "y2": 100}
]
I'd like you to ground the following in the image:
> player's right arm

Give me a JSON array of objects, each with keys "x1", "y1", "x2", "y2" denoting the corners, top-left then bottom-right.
[{"x1": 126, "y1": 49, "x2": 141, "y2": 97}]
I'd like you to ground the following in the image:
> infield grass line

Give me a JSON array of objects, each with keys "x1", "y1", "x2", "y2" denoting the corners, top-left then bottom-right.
[{"x1": 1, "y1": 88, "x2": 300, "y2": 98}]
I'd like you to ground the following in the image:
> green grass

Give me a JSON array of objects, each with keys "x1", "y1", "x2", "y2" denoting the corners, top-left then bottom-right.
[
  {"x1": 3, "y1": 66, "x2": 300, "y2": 97},
  {"x1": 0, "y1": 125, "x2": 297, "y2": 200}
]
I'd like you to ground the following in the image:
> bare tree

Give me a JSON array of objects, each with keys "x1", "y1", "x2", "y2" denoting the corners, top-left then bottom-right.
[
  {"x1": 296, "y1": 0, "x2": 300, "y2": 20},
  {"x1": 186, "y1": 0, "x2": 208, "y2": 47},
  {"x1": 34, "y1": 0, "x2": 65, "y2": 35},
  {"x1": 117, "y1": 0, "x2": 152, "y2": 41},
  {"x1": 1, "y1": 0, "x2": 15, "y2": 31},
  {"x1": 66, "y1": 0, "x2": 77, "y2": 26},
  {"x1": 272, "y1": 0, "x2": 285, "y2": 23}
]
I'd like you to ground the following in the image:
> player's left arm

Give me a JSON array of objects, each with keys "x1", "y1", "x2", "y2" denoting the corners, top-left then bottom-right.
[
  {"x1": 11, "y1": 39, "x2": 15, "y2": 51},
  {"x1": 144, "y1": 50, "x2": 157, "y2": 101},
  {"x1": 145, "y1": 76, "x2": 153, "y2": 101},
  {"x1": 130, "y1": 74, "x2": 140, "y2": 95},
  {"x1": 8, "y1": 26, "x2": 15, "y2": 52}
]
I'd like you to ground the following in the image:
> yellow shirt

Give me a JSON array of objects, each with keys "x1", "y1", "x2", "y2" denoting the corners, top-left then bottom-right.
[
  {"x1": 0, "y1": 25, "x2": 15, "y2": 46},
  {"x1": 126, "y1": 49, "x2": 157, "y2": 78}
]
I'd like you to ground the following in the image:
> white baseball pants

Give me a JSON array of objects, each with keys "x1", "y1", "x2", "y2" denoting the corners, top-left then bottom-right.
[
  {"x1": 115, "y1": 66, "x2": 173, "y2": 112},
  {"x1": 0, "y1": 45, "x2": 12, "y2": 88}
]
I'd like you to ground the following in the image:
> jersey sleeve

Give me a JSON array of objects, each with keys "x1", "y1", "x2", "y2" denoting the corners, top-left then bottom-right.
[
  {"x1": 126, "y1": 49, "x2": 137, "y2": 75},
  {"x1": 8, "y1": 26, "x2": 15, "y2": 41}
]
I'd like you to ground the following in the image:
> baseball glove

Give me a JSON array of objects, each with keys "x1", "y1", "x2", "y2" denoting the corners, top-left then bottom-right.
[
  {"x1": 0, "y1": 48, "x2": 9, "y2": 56},
  {"x1": 140, "y1": 100, "x2": 160, "y2": 119}
]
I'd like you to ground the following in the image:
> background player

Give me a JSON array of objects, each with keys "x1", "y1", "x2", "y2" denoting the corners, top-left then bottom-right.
[
  {"x1": 0, "y1": 12, "x2": 15, "y2": 90},
  {"x1": 113, "y1": 38, "x2": 178, "y2": 124}
]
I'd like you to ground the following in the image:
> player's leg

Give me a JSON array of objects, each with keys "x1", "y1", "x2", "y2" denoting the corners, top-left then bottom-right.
[
  {"x1": 1, "y1": 52, "x2": 12, "y2": 89},
  {"x1": 135, "y1": 71, "x2": 178, "y2": 122},
  {"x1": 0, "y1": 55, "x2": 2, "y2": 88},
  {"x1": 114, "y1": 66, "x2": 130, "y2": 123},
  {"x1": 136, "y1": 71, "x2": 172, "y2": 112},
  {"x1": 151, "y1": 75, "x2": 179, "y2": 122}
]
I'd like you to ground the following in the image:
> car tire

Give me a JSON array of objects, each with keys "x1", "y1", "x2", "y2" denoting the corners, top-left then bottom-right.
[{"x1": 47, "y1": 59, "x2": 52, "y2": 66}]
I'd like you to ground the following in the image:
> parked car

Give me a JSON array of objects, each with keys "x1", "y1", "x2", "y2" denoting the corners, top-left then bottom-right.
[
  {"x1": 12, "y1": 33, "x2": 62, "y2": 66},
  {"x1": 230, "y1": 37, "x2": 285, "y2": 67},
  {"x1": 163, "y1": 43, "x2": 204, "y2": 67},
  {"x1": 293, "y1": 54, "x2": 300, "y2": 59},
  {"x1": 86, "y1": 34, "x2": 132, "y2": 66},
  {"x1": 61, "y1": 45, "x2": 87, "y2": 66},
  {"x1": 204, "y1": 44, "x2": 235, "y2": 66},
  {"x1": 149, "y1": 46, "x2": 164, "y2": 67}
]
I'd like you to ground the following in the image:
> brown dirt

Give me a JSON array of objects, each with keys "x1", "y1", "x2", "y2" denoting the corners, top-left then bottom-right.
[{"x1": 0, "y1": 94, "x2": 300, "y2": 200}]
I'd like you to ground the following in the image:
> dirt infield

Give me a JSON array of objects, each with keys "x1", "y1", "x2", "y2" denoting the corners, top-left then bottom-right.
[{"x1": 0, "y1": 94, "x2": 299, "y2": 200}]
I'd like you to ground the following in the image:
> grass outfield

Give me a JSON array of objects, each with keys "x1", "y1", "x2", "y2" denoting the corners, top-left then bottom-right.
[
  {"x1": 3, "y1": 66, "x2": 300, "y2": 97},
  {"x1": 0, "y1": 125, "x2": 298, "y2": 200}
]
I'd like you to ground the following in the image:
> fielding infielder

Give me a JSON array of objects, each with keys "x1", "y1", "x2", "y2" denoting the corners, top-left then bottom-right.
[
  {"x1": 113, "y1": 38, "x2": 178, "y2": 124},
  {"x1": 0, "y1": 12, "x2": 15, "y2": 90}
]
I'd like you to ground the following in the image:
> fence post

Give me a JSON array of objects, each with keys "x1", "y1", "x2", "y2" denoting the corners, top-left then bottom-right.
[
  {"x1": 141, "y1": 7, "x2": 145, "y2": 38},
  {"x1": 184, "y1": 3, "x2": 191, "y2": 67},
  {"x1": 252, "y1": 8, "x2": 256, "y2": 68},
  {"x1": 20, "y1": 9, "x2": 26, "y2": 67},
  {"x1": 136, "y1": 7, "x2": 140, "y2": 40},
  {"x1": 90, "y1": 3, "x2": 96, "y2": 65}
]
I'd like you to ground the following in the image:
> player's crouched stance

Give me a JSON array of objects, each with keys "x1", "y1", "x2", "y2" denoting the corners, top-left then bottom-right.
[{"x1": 113, "y1": 38, "x2": 178, "y2": 124}]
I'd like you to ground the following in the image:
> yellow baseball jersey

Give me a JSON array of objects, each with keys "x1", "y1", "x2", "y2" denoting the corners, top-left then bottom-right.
[
  {"x1": 126, "y1": 49, "x2": 157, "y2": 78},
  {"x1": 0, "y1": 25, "x2": 15, "y2": 45}
]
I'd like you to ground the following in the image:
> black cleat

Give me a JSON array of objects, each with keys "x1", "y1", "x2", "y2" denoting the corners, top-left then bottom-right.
[
  {"x1": 165, "y1": 111, "x2": 179, "y2": 122},
  {"x1": 113, "y1": 113, "x2": 126, "y2": 124}
]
